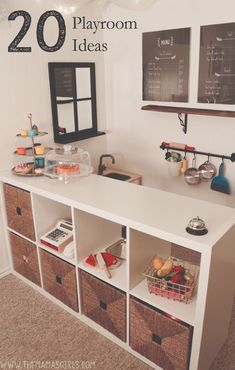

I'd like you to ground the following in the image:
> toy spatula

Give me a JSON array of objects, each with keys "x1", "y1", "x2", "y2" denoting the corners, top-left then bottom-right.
[{"x1": 96, "y1": 253, "x2": 112, "y2": 278}]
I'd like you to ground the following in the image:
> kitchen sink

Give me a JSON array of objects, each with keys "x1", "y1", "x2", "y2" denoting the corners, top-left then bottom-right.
[{"x1": 104, "y1": 172, "x2": 131, "y2": 181}]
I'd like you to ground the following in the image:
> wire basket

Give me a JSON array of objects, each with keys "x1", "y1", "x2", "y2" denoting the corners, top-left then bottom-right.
[{"x1": 142, "y1": 257, "x2": 199, "y2": 304}]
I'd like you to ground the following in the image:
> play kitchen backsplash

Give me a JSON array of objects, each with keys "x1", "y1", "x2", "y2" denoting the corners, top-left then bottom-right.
[{"x1": 161, "y1": 141, "x2": 235, "y2": 195}]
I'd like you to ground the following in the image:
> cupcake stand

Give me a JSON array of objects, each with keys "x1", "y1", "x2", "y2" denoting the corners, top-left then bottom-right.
[{"x1": 13, "y1": 113, "x2": 51, "y2": 176}]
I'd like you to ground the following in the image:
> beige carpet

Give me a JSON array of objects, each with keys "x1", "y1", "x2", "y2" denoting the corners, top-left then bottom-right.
[{"x1": 0, "y1": 275, "x2": 234, "y2": 370}]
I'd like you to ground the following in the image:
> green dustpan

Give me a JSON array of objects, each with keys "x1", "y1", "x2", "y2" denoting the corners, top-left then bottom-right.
[{"x1": 210, "y1": 162, "x2": 230, "y2": 195}]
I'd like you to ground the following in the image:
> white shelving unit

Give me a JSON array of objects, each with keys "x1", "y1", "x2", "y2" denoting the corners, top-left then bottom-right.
[
  {"x1": 130, "y1": 279, "x2": 197, "y2": 326},
  {"x1": 38, "y1": 242, "x2": 76, "y2": 266},
  {"x1": 0, "y1": 171, "x2": 235, "y2": 370}
]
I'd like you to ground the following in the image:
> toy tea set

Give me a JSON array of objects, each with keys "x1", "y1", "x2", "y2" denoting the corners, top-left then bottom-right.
[{"x1": 13, "y1": 114, "x2": 93, "y2": 183}]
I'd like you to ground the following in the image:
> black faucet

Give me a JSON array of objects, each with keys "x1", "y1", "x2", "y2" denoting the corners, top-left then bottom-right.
[{"x1": 98, "y1": 154, "x2": 115, "y2": 175}]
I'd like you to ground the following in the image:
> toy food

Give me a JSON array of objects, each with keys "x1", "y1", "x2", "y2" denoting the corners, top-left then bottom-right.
[
  {"x1": 56, "y1": 163, "x2": 80, "y2": 175},
  {"x1": 157, "y1": 256, "x2": 174, "y2": 277},
  {"x1": 85, "y1": 254, "x2": 96, "y2": 266},
  {"x1": 172, "y1": 265, "x2": 185, "y2": 274},
  {"x1": 85, "y1": 252, "x2": 118, "y2": 268},
  {"x1": 34, "y1": 168, "x2": 43, "y2": 174},
  {"x1": 184, "y1": 271, "x2": 194, "y2": 284},
  {"x1": 20, "y1": 129, "x2": 28, "y2": 137},
  {"x1": 28, "y1": 129, "x2": 38, "y2": 137},
  {"x1": 35, "y1": 145, "x2": 45, "y2": 155},
  {"x1": 17, "y1": 147, "x2": 26, "y2": 155},
  {"x1": 14, "y1": 164, "x2": 33, "y2": 174},
  {"x1": 32, "y1": 124, "x2": 38, "y2": 134},
  {"x1": 152, "y1": 257, "x2": 164, "y2": 270},
  {"x1": 171, "y1": 273, "x2": 182, "y2": 284}
]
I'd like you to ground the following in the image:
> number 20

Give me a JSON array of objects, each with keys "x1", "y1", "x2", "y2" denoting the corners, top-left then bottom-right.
[{"x1": 8, "y1": 10, "x2": 66, "y2": 52}]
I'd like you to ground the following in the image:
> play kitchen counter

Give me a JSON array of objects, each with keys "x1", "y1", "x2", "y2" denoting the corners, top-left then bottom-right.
[{"x1": 0, "y1": 170, "x2": 235, "y2": 370}]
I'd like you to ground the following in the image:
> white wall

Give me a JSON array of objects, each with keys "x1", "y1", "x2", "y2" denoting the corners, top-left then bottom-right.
[
  {"x1": 0, "y1": 0, "x2": 108, "y2": 273},
  {"x1": 0, "y1": 0, "x2": 108, "y2": 169},
  {"x1": 103, "y1": 0, "x2": 235, "y2": 207}
]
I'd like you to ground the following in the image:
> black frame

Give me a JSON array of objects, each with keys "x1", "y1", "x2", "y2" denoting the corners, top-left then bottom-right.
[{"x1": 48, "y1": 62, "x2": 105, "y2": 144}]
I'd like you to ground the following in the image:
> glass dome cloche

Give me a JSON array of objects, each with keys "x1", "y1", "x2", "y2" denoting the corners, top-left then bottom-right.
[{"x1": 44, "y1": 145, "x2": 93, "y2": 183}]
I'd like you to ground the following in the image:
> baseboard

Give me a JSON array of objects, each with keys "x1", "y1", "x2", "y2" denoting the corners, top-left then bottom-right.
[{"x1": 0, "y1": 268, "x2": 11, "y2": 279}]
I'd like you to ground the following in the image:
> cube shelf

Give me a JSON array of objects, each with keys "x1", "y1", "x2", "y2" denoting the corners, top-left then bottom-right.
[{"x1": 1, "y1": 173, "x2": 235, "y2": 370}]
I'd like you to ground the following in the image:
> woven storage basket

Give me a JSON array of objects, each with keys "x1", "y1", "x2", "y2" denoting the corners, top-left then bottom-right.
[
  {"x1": 130, "y1": 297, "x2": 193, "y2": 370},
  {"x1": 40, "y1": 249, "x2": 78, "y2": 312},
  {"x1": 10, "y1": 232, "x2": 41, "y2": 286},
  {"x1": 4, "y1": 183, "x2": 35, "y2": 241},
  {"x1": 81, "y1": 270, "x2": 126, "y2": 342}
]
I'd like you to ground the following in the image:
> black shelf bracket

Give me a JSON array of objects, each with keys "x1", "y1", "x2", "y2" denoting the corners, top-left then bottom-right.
[
  {"x1": 160, "y1": 142, "x2": 235, "y2": 162},
  {"x1": 178, "y1": 113, "x2": 188, "y2": 134}
]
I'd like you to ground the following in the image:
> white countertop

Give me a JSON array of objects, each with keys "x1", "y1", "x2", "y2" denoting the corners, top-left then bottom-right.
[{"x1": 1, "y1": 171, "x2": 234, "y2": 252}]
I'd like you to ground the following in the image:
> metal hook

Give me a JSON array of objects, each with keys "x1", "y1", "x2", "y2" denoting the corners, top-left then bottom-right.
[{"x1": 165, "y1": 148, "x2": 171, "y2": 160}]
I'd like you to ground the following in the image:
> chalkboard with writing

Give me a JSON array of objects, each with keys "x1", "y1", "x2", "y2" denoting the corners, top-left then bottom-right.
[
  {"x1": 198, "y1": 22, "x2": 235, "y2": 104},
  {"x1": 143, "y1": 28, "x2": 190, "y2": 102}
]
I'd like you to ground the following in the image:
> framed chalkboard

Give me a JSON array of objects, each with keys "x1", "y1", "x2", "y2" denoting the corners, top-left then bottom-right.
[
  {"x1": 143, "y1": 28, "x2": 190, "y2": 102},
  {"x1": 198, "y1": 22, "x2": 235, "y2": 104}
]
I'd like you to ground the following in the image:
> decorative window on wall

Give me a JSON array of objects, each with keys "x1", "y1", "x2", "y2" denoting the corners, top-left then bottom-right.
[
  {"x1": 198, "y1": 22, "x2": 235, "y2": 104},
  {"x1": 142, "y1": 28, "x2": 190, "y2": 102}
]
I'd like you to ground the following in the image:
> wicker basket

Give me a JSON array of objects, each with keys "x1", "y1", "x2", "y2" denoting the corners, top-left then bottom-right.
[
  {"x1": 10, "y1": 232, "x2": 41, "y2": 286},
  {"x1": 143, "y1": 257, "x2": 199, "y2": 303},
  {"x1": 81, "y1": 270, "x2": 126, "y2": 342},
  {"x1": 4, "y1": 183, "x2": 35, "y2": 241},
  {"x1": 130, "y1": 296, "x2": 193, "y2": 370},
  {"x1": 40, "y1": 249, "x2": 78, "y2": 312}
]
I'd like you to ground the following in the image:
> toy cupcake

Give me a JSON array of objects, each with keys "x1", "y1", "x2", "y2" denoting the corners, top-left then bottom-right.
[
  {"x1": 32, "y1": 124, "x2": 39, "y2": 134},
  {"x1": 20, "y1": 129, "x2": 28, "y2": 137},
  {"x1": 28, "y1": 128, "x2": 38, "y2": 137}
]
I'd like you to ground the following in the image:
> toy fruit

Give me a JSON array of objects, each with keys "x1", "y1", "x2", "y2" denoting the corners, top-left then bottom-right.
[
  {"x1": 180, "y1": 277, "x2": 187, "y2": 285},
  {"x1": 85, "y1": 252, "x2": 117, "y2": 268},
  {"x1": 184, "y1": 271, "x2": 194, "y2": 284},
  {"x1": 152, "y1": 257, "x2": 164, "y2": 270},
  {"x1": 172, "y1": 265, "x2": 185, "y2": 274},
  {"x1": 100, "y1": 252, "x2": 117, "y2": 267},
  {"x1": 171, "y1": 273, "x2": 182, "y2": 284},
  {"x1": 85, "y1": 254, "x2": 96, "y2": 266},
  {"x1": 157, "y1": 256, "x2": 174, "y2": 277}
]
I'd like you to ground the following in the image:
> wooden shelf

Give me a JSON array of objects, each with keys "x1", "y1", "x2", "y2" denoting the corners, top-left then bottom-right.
[{"x1": 141, "y1": 105, "x2": 235, "y2": 118}]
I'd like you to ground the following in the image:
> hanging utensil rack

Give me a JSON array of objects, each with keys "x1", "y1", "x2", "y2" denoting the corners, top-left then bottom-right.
[{"x1": 160, "y1": 142, "x2": 235, "y2": 162}]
